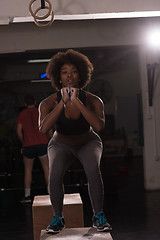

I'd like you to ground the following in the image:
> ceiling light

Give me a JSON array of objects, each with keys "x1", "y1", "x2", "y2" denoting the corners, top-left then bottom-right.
[
  {"x1": 12, "y1": 11, "x2": 160, "y2": 24},
  {"x1": 146, "y1": 29, "x2": 160, "y2": 49},
  {"x1": 0, "y1": 17, "x2": 10, "y2": 25},
  {"x1": 30, "y1": 79, "x2": 51, "y2": 83},
  {"x1": 28, "y1": 59, "x2": 50, "y2": 63}
]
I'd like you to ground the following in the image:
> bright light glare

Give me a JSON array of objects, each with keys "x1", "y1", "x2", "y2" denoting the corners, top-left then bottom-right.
[{"x1": 147, "y1": 30, "x2": 160, "y2": 49}]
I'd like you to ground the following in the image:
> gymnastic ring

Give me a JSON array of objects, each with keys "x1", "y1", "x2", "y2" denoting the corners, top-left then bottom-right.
[
  {"x1": 34, "y1": 10, "x2": 54, "y2": 27},
  {"x1": 29, "y1": 0, "x2": 52, "y2": 20},
  {"x1": 34, "y1": 6, "x2": 51, "y2": 20}
]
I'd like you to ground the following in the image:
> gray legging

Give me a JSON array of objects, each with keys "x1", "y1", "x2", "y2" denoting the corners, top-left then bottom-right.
[{"x1": 48, "y1": 131, "x2": 104, "y2": 217}]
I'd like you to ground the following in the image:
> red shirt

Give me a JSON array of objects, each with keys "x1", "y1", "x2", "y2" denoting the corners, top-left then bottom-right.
[{"x1": 17, "y1": 107, "x2": 48, "y2": 147}]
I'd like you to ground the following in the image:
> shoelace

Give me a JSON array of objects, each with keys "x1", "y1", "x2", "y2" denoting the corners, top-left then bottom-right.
[
  {"x1": 50, "y1": 215, "x2": 64, "y2": 226},
  {"x1": 96, "y1": 211, "x2": 107, "y2": 225}
]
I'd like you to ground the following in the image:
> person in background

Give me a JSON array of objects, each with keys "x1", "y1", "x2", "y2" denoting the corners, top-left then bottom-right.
[
  {"x1": 38, "y1": 49, "x2": 112, "y2": 232},
  {"x1": 17, "y1": 95, "x2": 51, "y2": 203}
]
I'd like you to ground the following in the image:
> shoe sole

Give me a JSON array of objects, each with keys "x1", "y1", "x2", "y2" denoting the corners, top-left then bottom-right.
[
  {"x1": 46, "y1": 229, "x2": 60, "y2": 234},
  {"x1": 46, "y1": 227, "x2": 64, "y2": 234},
  {"x1": 93, "y1": 225, "x2": 112, "y2": 232},
  {"x1": 20, "y1": 200, "x2": 32, "y2": 203}
]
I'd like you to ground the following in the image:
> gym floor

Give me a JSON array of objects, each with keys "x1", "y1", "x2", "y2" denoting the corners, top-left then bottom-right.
[{"x1": 0, "y1": 156, "x2": 160, "y2": 240}]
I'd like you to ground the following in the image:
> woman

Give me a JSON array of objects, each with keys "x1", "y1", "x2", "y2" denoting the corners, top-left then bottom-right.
[{"x1": 38, "y1": 49, "x2": 112, "y2": 233}]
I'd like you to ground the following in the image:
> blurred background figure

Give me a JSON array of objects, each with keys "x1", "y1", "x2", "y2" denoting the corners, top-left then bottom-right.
[{"x1": 17, "y1": 94, "x2": 52, "y2": 203}]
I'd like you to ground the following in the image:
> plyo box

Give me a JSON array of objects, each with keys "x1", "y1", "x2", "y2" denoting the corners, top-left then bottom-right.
[
  {"x1": 40, "y1": 228, "x2": 113, "y2": 240},
  {"x1": 32, "y1": 193, "x2": 84, "y2": 240}
]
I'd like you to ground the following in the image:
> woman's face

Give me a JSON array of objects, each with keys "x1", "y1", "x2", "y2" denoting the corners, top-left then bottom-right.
[{"x1": 60, "y1": 64, "x2": 80, "y2": 88}]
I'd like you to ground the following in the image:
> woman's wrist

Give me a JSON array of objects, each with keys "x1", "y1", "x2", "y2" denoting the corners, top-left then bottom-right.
[{"x1": 61, "y1": 97, "x2": 67, "y2": 108}]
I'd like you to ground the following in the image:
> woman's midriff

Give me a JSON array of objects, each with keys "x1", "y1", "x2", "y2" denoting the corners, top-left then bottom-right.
[{"x1": 52, "y1": 129, "x2": 94, "y2": 146}]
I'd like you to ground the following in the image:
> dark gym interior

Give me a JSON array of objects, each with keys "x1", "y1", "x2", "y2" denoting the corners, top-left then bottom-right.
[{"x1": 0, "y1": 46, "x2": 160, "y2": 240}]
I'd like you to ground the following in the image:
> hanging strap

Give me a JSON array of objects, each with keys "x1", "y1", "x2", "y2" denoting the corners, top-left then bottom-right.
[{"x1": 41, "y1": 0, "x2": 45, "y2": 9}]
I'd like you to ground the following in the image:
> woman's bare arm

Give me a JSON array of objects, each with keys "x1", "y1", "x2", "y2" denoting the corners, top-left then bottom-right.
[{"x1": 38, "y1": 95, "x2": 64, "y2": 134}]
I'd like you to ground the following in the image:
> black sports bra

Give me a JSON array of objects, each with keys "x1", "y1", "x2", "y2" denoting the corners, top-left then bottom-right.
[{"x1": 55, "y1": 90, "x2": 90, "y2": 135}]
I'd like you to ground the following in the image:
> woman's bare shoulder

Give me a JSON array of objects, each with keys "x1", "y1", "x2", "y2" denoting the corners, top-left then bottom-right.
[
  {"x1": 40, "y1": 93, "x2": 57, "y2": 109},
  {"x1": 85, "y1": 91, "x2": 103, "y2": 105}
]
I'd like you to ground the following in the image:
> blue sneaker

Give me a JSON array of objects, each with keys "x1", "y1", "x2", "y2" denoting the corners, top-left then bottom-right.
[
  {"x1": 46, "y1": 215, "x2": 65, "y2": 233},
  {"x1": 92, "y1": 211, "x2": 112, "y2": 232}
]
